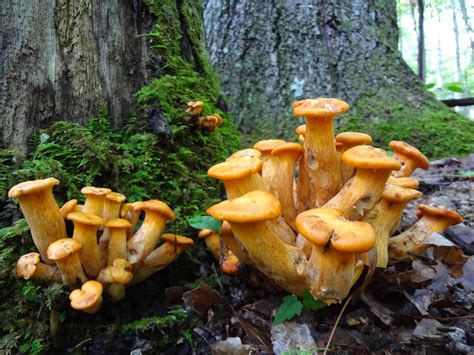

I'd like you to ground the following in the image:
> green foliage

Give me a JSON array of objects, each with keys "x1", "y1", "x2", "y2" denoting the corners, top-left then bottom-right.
[
  {"x1": 187, "y1": 215, "x2": 222, "y2": 234},
  {"x1": 273, "y1": 291, "x2": 326, "y2": 325},
  {"x1": 301, "y1": 290, "x2": 326, "y2": 311}
]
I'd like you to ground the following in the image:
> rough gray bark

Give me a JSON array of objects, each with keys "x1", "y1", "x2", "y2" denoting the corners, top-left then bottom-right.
[
  {"x1": 203, "y1": 0, "x2": 449, "y2": 137},
  {"x1": 0, "y1": 0, "x2": 152, "y2": 152}
]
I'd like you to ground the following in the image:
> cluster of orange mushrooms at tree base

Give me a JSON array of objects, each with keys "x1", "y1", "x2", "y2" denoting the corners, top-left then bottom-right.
[
  {"x1": 11, "y1": 181, "x2": 193, "y2": 313},
  {"x1": 204, "y1": 97, "x2": 464, "y2": 304}
]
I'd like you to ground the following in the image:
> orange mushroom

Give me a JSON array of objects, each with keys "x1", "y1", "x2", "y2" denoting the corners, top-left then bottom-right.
[
  {"x1": 81, "y1": 187, "x2": 112, "y2": 217},
  {"x1": 389, "y1": 141, "x2": 429, "y2": 177},
  {"x1": 47, "y1": 238, "x2": 87, "y2": 287},
  {"x1": 69, "y1": 280, "x2": 103, "y2": 314},
  {"x1": 335, "y1": 132, "x2": 373, "y2": 183},
  {"x1": 16, "y1": 252, "x2": 61, "y2": 283}
]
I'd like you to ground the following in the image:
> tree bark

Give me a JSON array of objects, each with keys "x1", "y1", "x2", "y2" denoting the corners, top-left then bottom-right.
[
  {"x1": 451, "y1": 0, "x2": 462, "y2": 86},
  {"x1": 0, "y1": 0, "x2": 153, "y2": 152},
  {"x1": 417, "y1": 0, "x2": 425, "y2": 82}
]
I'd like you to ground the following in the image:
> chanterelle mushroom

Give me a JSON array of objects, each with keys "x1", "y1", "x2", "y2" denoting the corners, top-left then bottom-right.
[
  {"x1": 389, "y1": 141, "x2": 429, "y2": 177},
  {"x1": 296, "y1": 208, "x2": 375, "y2": 303},
  {"x1": 81, "y1": 187, "x2": 112, "y2": 217},
  {"x1": 69, "y1": 280, "x2": 103, "y2": 314},
  {"x1": 335, "y1": 132, "x2": 373, "y2": 183},
  {"x1": 16, "y1": 252, "x2": 61, "y2": 283},
  {"x1": 8, "y1": 178, "x2": 67, "y2": 264},
  {"x1": 207, "y1": 190, "x2": 308, "y2": 295},
  {"x1": 253, "y1": 139, "x2": 286, "y2": 192},
  {"x1": 292, "y1": 98, "x2": 349, "y2": 208},
  {"x1": 186, "y1": 101, "x2": 204, "y2": 116},
  {"x1": 97, "y1": 258, "x2": 133, "y2": 301},
  {"x1": 47, "y1": 238, "x2": 87, "y2": 288}
]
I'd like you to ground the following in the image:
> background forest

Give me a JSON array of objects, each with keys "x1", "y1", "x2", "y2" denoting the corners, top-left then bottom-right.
[{"x1": 0, "y1": 0, "x2": 473, "y2": 353}]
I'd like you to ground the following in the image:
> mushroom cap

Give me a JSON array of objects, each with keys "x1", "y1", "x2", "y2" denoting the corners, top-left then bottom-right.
[
  {"x1": 106, "y1": 192, "x2": 126, "y2": 203},
  {"x1": 198, "y1": 229, "x2": 214, "y2": 238},
  {"x1": 382, "y1": 184, "x2": 422, "y2": 203},
  {"x1": 142, "y1": 200, "x2": 176, "y2": 221},
  {"x1": 105, "y1": 218, "x2": 132, "y2": 229},
  {"x1": 67, "y1": 212, "x2": 104, "y2": 226},
  {"x1": 220, "y1": 221, "x2": 233, "y2": 235},
  {"x1": 208, "y1": 156, "x2": 262, "y2": 181},
  {"x1": 60, "y1": 199, "x2": 78, "y2": 218},
  {"x1": 335, "y1": 132, "x2": 372, "y2": 146},
  {"x1": 292, "y1": 98, "x2": 350, "y2": 118},
  {"x1": 162, "y1": 234, "x2": 195, "y2": 246},
  {"x1": 271, "y1": 142, "x2": 304, "y2": 159},
  {"x1": 343, "y1": 145, "x2": 401, "y2": 171},
  {"x1": 295, "y1": 124, "x2": 306, "y2": 136},
  {"x1": 81, "y1": 186, "x2": 112, "y2": 196},
  {"x1": 47, "y1": 238, "x2": 83, "y2": 260},
  {"x1": 16, "y1": 252, "x2": 41, "y2": 279},
  {"x1": 253, "y1": 139, "x2": 286, "y2": 153},
  {"x1": 416, "y1": 204, "x2": 463, "y2": 224},
  {"x1": 97, "y1": 259, "x2": 133, "y2": 284},
  {"x1": 296, "y1": 208, "x2": 375, "y2": 253},
  {"x1": 387, "y1": 176, "x2": 420, "y2": 189},
  {"x1": 388, "y1": 141, "x2": 429, "y2": 170},
  {"x1": 213, "y1": 113, "x2": 223, "y2": 127},
  {"x1": 69, "y1": 280, "x2": 103, "y2": 311},
  {"x1": 227, "y1": 149, "x2": 262, "y2": 161},
  {"x1": 8, "y1": 178, "x2": 59, "y2": 198},
  {"x1": 207, "y1": 190, "x2": 281, "y2": 223}
]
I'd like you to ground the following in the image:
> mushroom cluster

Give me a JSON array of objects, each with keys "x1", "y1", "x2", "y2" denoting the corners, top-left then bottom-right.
[
  {"x1": 11, "y1": 179, "x2": 193, "y2": 313},
  {"x1": 205, "y1": 98, "x2": 463, "y2": 304},
  {"x1": 186, "y1": 100, "x2": 222, "y2": 132}
]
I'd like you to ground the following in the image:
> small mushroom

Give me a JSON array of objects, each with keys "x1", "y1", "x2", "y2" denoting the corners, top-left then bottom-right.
[
  {"x1": 60, "y1": 199, "x2": 81, "y2": 219},
  {"x1": 207, "y1": 191, "x2": 308, "y2": 295},
  {"x1": 335, "y1": 132, "x2": 373, "y2": 183},
  {"x1": 253, "y1": 139, "x2": 286, "y2": 191},
  {"x1": 106, "y1": 218, "x2": 132, "y2": 266},
  {"x1": 199, "y1": 229, "x2": 222, "y2": 260},
  {"x1": 186, "y1": 101, "x2": 204, "y2": 116},
  {"x1": 16, "y1": 252, "x2": 61, "y2": 282},
  {"x1": 389, "y1": 141, "x2": 429, "y2": 177},
  {"x1": 97, "y1": 258, "x2": 133, "y2": 301},
  {"x1": 81, "y1": 187, "x2": 112, "y2": 217},
  {"x1": 47, "y1": 238, "x2": 87, "y2": 287},
  {"x1": 295, "y1": 124, "x2": 306, "y2": 142},
  {"x1": 120, "y1": 201, "x2": 145, "y2": 238},
  {"x1": 226, "y1": 148, "x2": 262, "y2": 161},
  {"x1": 99, "y1": 192, "x2": 127, "y2": 259},
  {"x1": 324, "y1": 145, "x2": 401, "y2": 220},
  {"x1": 67, "y1": 212, "x2": 105, "y2": 276},
  {"x1": 292, "y1": 98, "x2": 349, "y2": 208},
  {"x1": 8, "y1": 178, "x2": 67, "y2": 264},
  {"x1": 387, "y1": 176, "x2": 420, "y2": 189},
  {"x1": 127, "y1": 200, "x2": 176, "y2": 267},
  {"x1": 389, "y1": 204, "x2": 463, "y2": 260},
  {"x1": 199, "y1": 114, "x2": 222, "y2": 132},
  {"x1": 296, "y1": 208, "x2": 375, "y2": 303},
  {"x1": 132, "y1": 234, "x2": 194, "y2": 284},
  {"x1": 220, "y1": 253, "x2": 240, "y2": 275},
  {"x1": 69, "y1": 280, "x2": 103, "y2": 314}
]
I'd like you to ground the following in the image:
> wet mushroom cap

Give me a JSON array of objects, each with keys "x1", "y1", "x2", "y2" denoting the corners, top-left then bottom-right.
[
  {"x1": 69, "y1": 280, "x2": 103, "y2": 310},
  {"x1": 47, "y1": 238, "x2": 83, "y2": 261},
  {"x1": 8, "y1": 178, "x2": 59, "y2": 198},
  {"x1": 416, "y1": 204, "x2": 463, "y2": 223},
  {"x1": 162, "y1": 233, "x2": 194, "y2": 246},
  {"x1": 295, "y1": 124, "x2": 306, "y2": 136},
  {"x1": 141, "y1": 200, "x2": 176, "y2": 221},
  {"x1": 208, "y1": 156, "x2": 263, "y2": 180},
  {"x1": 253, "y1": 139, "x2": 286, "y2": 153},
  {"x1": 106, "y1": 192, "x2": 126, "y2": 204},
  {"x1": 335, "y1": 132, "x2": 372, "y2": 146},
  {"x1": 382, "y1": 184, "x2": 422, "y2": 202},
  {"x1": 81, "y1": 186, "x2": 112, "y2": 197},
  {"x1": 389, "y1": 141, "x2": 430, "y2": 170},
  {"x1": 67, "y1": 212, "x2": 104, "y2": 227},
  {"x1": 292, "y1": 98, "x2": 350, "y2": 117},
  {"x1": 329, "y1": 222, "x2": 375, "y2": 253},
  {"x1": 271, "y1": 142, "x2": 304, "y2": 157},
  {"x1": 227, "y1": 149, "x2": 262, "y2": 161},
  {"x1": 343, "y1": 145, "x2": 401, "y2": 171},
  {"x1": 16, "y1": 252, "x2": 41, "y2": 279},
  {"x1": 105, "y1": 218, "x2": 132, "y2": 229},
  {"x1": 387, "y1": 176, "x2": 420, "y2": 189},
  {"x1": 295, "y1": 208, "x2": 345, "y2": 245},
  {"x1": 207, "y1": 190, "x2": 281, "y2": 223}
]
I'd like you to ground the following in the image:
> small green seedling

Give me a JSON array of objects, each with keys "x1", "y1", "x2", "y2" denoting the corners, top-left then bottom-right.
[{"x1": 273, "y1": 290, "x2": 326, "y2": 325}]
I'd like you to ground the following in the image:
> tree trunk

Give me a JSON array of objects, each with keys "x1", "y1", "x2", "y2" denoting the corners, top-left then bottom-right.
[
  {"x1": 204, "y1": 0, "x2": 473, "y2": 158},
  {"x1": 417, "y1": 0, "x2": 425, "y2": 82},
  {"x1": 451, "y1": 0, "x2": 463, "y2": 86},
  {"x1": 0, "y1": 0, "x2": 153, "y2": 152},
  {"x1": 458, "y1": 0, "x2": 474, "y2": 67}
]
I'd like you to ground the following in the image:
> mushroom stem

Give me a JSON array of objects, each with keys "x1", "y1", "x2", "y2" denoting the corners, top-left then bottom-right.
[
  {"x1": 106, "y1": 219, "x2": 131, "y2": 266},
  {"x1": 220, "y1": 221, "x2": 252, "y2": 265},
  {"x1": 8, "y1": 178, "x2": 67, "y2": 264},
  {"x1": 253, "y1": 140, "x2": 286, "y2": 192},
  {"x1": 16, "y1": 253, "x2": 62, "y2": 282},
  {"x1": 224, "y1": 174, "x2": 265, "y2": 199},
  {"x1": 47, "y1": 239, "x2": 88, "y2": 288},
  {"x1": 296, "y1": 156, "x2": 311, "y2": 213},
  {"x1": 81, "y1": 187, "x2": 112, "y2": 216}
]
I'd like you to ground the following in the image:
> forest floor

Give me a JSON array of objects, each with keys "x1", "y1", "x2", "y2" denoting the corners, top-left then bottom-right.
[{"x1": 85, "y1": 155, "x2": 473, "y2": 354}]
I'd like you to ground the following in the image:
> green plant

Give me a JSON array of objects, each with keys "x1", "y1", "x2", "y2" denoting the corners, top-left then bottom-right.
[
  {"x1": 273, "y1": 291, "x2": 326, "y2": 325},
  {"x1": 187, "y1": 215, "x2": 222, "y2": 233}
]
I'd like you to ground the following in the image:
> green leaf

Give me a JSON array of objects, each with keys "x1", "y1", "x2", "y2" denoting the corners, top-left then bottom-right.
[
  {"x1": 444, "y1": 84, "x2": 464, "y2": 93},
  {"x1": 187, "y1": 215, "x2": 222, "y2": 233},
  {"x1": 273, "y1": 295, "x2": 303, "y2": 324},
  {"x1": 302, "y1": 290, "x2": 326, "y2": 311},
  {"x1": 425, "y1": 83, "x2": 436, "y2": 89},
  {"x1": 460, "y1": 170, "x2": 474, "y2": 178}
]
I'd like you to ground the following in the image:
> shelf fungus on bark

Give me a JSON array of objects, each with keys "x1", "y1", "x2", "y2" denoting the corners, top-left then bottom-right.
[
  {"x1": 69, "y1": 280, "x2": 103, "y2": 314},
  {"x1": 132, "y1": 234, "x2": 194, "y2": 284},
  {"x1": 335, "y1": 132, "x2": 373, "y2": 183},
  {"x1": 47, "y1": 238, "x2": 87, "y2": 288},
  {"x1": 8, "y1": 178, "x2": 67, "y2": 265},
  {"x1": 296, "y1": 208, "x2": 375, "y2": 304},
  {"x1": 16, "y1": 252, "x2": 62, "y2": 283},
  {"x1": 324, "y1": 145, "x2": 401, "y2": 220},
  {"x1": 292, "y1": 98, "x2": 349, "y2": 208},
  {"x1": 208, "y1": 155, "x2": 264, "y2": 199},
  {"x1": 67, "y1": 212, "x2": 105, "y2": 276},
  {"x1": 389, "y1": 141, "x2": 429, "y2": 177},
  {"x1": 127, "y1": 200, "x2": 176, "y2": 268},
  {"x1": 362, "y1": 184, "x2": 422, "y2": 268},
  {"x1": 81, "y1": 187, "x2": 112, "y2": 217},
  {"x1": 388, "y1": 204, "x2": 463, "y2": 260},
  {"x1": 207, "y1": 190, "x2": 308, "y2": 295}
]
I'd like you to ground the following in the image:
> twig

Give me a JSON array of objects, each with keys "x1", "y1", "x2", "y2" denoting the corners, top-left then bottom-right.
[{"x1": 323, "y1": 293, "x2": 354, "y2": 355}]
